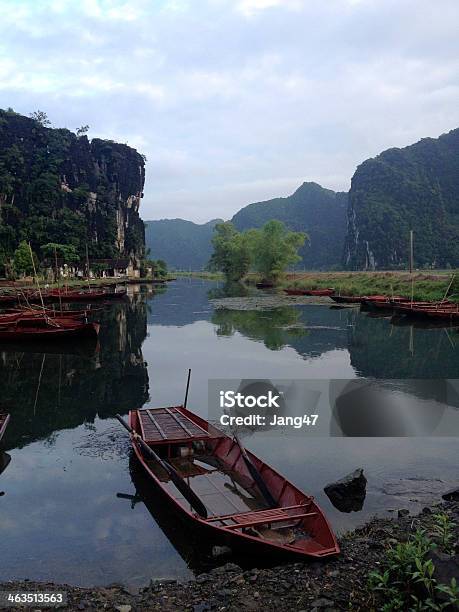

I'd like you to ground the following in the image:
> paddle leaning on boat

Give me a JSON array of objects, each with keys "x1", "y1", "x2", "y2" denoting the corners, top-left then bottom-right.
[
  {"x1": 0, "y1": 413, "x2": 10, "y2": 444},
  {"x1": 116, "y1": 376, "x2": 339, "y2": 561}
]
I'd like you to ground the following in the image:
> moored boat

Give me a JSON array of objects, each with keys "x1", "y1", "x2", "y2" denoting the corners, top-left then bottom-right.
[
  {"x1": 330, "y1": 294, "x2": 362, "y2": 304},
  {"x1": 283, "y1": 288, "x2": 308, "y2": 296},
  {"x1": 0, "y1": 318, "x2": 100, "y2": 341},
  {"x1": 256, "y1": 281, "x2": 275, "y2": 289},
  {"x1": 303, "y1": 288, "x2": 335, "y2": 296},
  {"x1": 120, "y1": 405, "x2": 339, "y2": 560},
  {"x1": 43, "y1": 288, "x2": 126, "y2": 302}
]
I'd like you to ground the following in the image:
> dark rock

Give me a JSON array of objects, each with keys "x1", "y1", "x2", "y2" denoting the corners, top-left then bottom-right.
[
  {"x1": 397, "y1": 509, "x2": 410, "y2": 518},
  {"x1": 212, "y1": 545, "x2": 232, "y2": 558},
  {"x1": 324, "y1": 468, "x2": 367, "y2": 512},
  {"x1": 428, "y1": 551, "x2": 459, "y2": 586},
  {"x1": 442, "y1": 487, "x2": 459, "y2": 502}
]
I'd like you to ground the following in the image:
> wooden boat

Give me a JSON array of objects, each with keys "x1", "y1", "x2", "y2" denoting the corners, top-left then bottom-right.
[
  {"x1": 0, "y1": 295, "x2": 18, "y2": 305},
  {"x1": 126, "y1": 406, "x2": 339, "y2": 560},
  {"x1": 304, "y1": 288, "x2": 334, "y2": 297},
  {"x1": 330, "y1": 294, "x2": 362, "y2": 304},
  {"x1": 256, "y1": 281, "x2": 274, "y2": 289},
  {"x1": 393, "y1": 302, "x2": 458, "y2": 318},
  {"x1": 0, "y1": 413, "x2": 10, "y2": 442},
  {"x1": 0, "y1": 318, "x2": 100, "y2": 341},
  {"x1": 0, "y1": 309, "x2": 92, "y2": 325},
  {"x1": 283, "y1": 289, "x2": 308, "y2": 296},
  {"x1": 44, "y1": 288, "x2": 126, "y2": 302}
]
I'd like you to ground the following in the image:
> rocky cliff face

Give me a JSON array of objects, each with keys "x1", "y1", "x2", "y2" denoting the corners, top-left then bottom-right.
[
  {"x1": 0, "y1": 109, "x2": 145, "y2": 266},
  {"x1": 344, "y1": 128, "x2": 459, "y2": 270}
]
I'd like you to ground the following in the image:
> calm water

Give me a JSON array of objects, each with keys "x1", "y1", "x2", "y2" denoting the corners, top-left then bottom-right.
[{"x1": 0, "y1": 278, "x2": 458, "y2": 587}]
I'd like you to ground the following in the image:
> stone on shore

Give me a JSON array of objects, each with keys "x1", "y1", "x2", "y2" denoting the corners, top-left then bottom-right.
[{"x1": 324, "y1": 468, "x2": 367, "y2": 512}]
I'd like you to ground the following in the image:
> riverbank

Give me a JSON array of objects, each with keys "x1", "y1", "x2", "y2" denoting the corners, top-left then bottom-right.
[
  {"x1": 1, "y1": 498, "x2": 457, "y2": 611},
  {"x1": 172, "y1": 270, "x2": 459, "y2": 303}
]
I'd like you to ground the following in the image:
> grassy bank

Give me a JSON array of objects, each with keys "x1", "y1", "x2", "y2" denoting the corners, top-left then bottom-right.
[
  {"x1": 279, "y1": 271, "x2": 459, "y2": 302},
  {"x1": 175, "y1": 271, "x2": 224, "y2": 280}
]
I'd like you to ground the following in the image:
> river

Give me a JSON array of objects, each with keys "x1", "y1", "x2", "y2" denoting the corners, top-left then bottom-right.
[{"x1": 0, "y1": 278, "x2": 457, "y2": 587}]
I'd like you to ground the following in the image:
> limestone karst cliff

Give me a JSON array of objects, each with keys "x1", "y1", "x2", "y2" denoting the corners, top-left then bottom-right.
[
  {"x1": 0, "y1": 109, "x2": 145, "y2": 270},
  {"x1": 344, "y1": 128, "x2": 459, "y2": 270}
]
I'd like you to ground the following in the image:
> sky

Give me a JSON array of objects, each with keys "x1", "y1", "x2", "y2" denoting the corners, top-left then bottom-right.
[{"x1": 0, "y1": 0, "x2": 458, "y2": 223}]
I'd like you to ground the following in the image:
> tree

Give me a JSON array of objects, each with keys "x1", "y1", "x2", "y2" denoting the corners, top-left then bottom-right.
[
  {"x1": 76, "y1": 125, "x2": 90, "y2": 137},
  {"x1": 41, "y1": 242, "x2": 79, "y2": 263},
  {"x1": 13, "y1": 241, "x2": 36, "y2": 277},
  {"x1": 246, "y1": 220, "x2": 307, "y2": 282},
  {"x1": 29, "y1": 110, "x2": 51, "y2": 127},
  {"x1": 208, "y1": 222, "x2": 250, "y2": 282}
]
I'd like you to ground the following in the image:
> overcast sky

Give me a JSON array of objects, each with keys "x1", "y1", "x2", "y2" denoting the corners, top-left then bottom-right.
[{"x1": 1, "y1": 0, "x2": 458, "y2": 223}]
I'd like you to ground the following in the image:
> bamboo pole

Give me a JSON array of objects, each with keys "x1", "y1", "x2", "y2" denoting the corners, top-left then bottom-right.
[
  {"x1": 441, "y1": 273, "x2": 455, "y2": 304},
  {"x1": 28, "y1": 242, "x2": 46, "y2": 316},
  {"x1": 54, "y1": 247, "x2": 63, "y2": 313}
]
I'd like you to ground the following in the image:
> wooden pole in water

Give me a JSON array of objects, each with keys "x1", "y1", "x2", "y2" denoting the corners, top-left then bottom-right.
[
  {"x1": 86, "y1": 244, "x2": 91, "y2": 291},
  {"x1": 409, "y1": 230, "x2": 414, "y2": 274},
  {"x1": 28, "y1": 242, "x2": 46, "y2": 316},
  {"x1": 441, "y1": 273, "x2": 455, "y2": 304},
  {"x1": 54, "y1": 247, "x2": 63, "y2": 313},
  {"x1": 184, "y1": 368, "x2": 191, "y2": 408}
]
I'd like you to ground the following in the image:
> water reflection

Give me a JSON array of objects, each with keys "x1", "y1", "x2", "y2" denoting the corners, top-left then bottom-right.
[
  {"x1": 0, "y1": 295, "x2": 149, "y2": 450},
  {"x1": 212, "y1": 307, "x2": 309, "y2": 350}
]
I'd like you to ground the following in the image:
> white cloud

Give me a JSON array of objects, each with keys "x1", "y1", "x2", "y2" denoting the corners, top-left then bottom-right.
[
  {"x1": 236, "y1": 0, "x2": 303, "y2": 18},
  {"x1": 0, "y1": 0, "x2": 458, "y2": 222}
]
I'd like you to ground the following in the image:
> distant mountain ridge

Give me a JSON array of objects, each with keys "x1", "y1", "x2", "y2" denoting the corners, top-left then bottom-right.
[
  {"x1": 145, "y1": 183, "x2": 347, "y2": 270},
  {"x1": 146, "y1": 127, "x2": 459, "y2": 271},
  {"x1": 231, "y1": 182, "x2": 348, "y2": 270},
  {"x1": 145, "y1": 218, "x2": 222, "y2": 270}
]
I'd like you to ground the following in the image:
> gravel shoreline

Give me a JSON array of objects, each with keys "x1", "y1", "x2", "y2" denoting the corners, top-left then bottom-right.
[{"x1": 2, "y1": 499, "x2": 457, "y2": 611}]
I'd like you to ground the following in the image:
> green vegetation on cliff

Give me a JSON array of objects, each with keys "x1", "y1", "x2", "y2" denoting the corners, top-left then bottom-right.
[
  {"x1": 0, "y1": 109, "x2": 146, "y2": 274},
  {"x1": 345, "y1": 128, "x2": 459, "y2": 270}
]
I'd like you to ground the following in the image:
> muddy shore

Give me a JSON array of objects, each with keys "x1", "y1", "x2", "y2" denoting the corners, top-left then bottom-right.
[
  {"x1": 1, "y1": 499, "x2": 457, "y2": 611},
  {"x1": 209, "y1": 295, "x2": 344, "y2": 310}
]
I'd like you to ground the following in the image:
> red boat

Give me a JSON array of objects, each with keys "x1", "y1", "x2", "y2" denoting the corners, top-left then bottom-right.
[
  {"x1": 0, "y1": 308, "x2": 93, "y2": 325},
  {"x1": 44, "y1": 288, "x2": 126, "y2": 302},
  {"x1": 283, "y1": 289, "x2": 308, "y2": 296},
  {"x1": 304, "y1": 288, "x2": 334, "y2": 297},
  {"x1": 0, "y1": 318, "x2": 100, "y2": 341},
  {"x1": 394, "y1": 302, "x2": 459, "y2": 320},
  {"x1": 0, "y1": 295, "x2": 18, "y2": 305},
  {"x1": 330, "y1": 294, "x2": 362, "y2": 304},
  {"x1": 125, "y1": 406, "x2": 339, "y2": 560},
  {"x1": 0, "y1": 413, "x2": 10, "y2": 442}
]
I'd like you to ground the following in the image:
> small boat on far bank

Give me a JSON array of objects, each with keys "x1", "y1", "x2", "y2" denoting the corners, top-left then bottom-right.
[
  {"x1": 117, "y1": 404, "x2": 339, "y2": 561},
  {"x1": 330, "y1": 294, "x2": 362, "y2": 304},
  {"x1": 256, "y1": 281, "x2": 275, "y2": 289},
  {"x1": 0, "y1": 413, "x2": 10, "y2": 443},
  {"x1": 283, "y1": 288, "x2": 308, "y2": 296}
]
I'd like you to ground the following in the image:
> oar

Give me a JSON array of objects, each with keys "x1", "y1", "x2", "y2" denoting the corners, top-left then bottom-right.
[
  {"x1": 233, "y1": 432, "x2": 277, "y2": 509},
  {"x1": 115, "y1": 414, "x2": 208, "y2": 519}
]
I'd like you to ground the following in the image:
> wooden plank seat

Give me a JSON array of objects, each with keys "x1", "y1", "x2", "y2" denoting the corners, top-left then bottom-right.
[
  {"x1": 207, "y1": 503, "x2": 317, "y2": 529},
  {"x1": 137, "y1": 407, "x2": 210, "y2": 444}
]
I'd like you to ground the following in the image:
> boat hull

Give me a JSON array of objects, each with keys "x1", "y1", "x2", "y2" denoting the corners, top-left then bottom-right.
[{"x1": 128, "y1": 407, "x2": 339, "y2": 560}]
